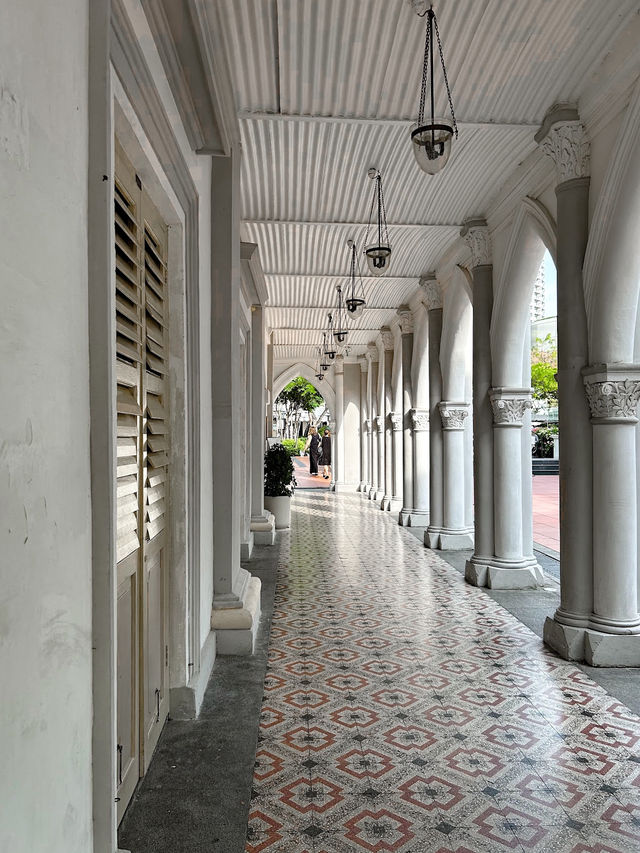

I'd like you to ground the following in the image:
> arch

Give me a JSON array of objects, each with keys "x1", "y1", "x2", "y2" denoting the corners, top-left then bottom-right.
[
  {"x1": 440, "y1": 265, "x2": 472, "y2": 400},
  {"x1": 272, "y1": 360, "x2": 336, "y2": 415},
  {"x1": 585, "y1": 77, "x2": 640, "y2": 364},
  {"x1": 491, "y1": 198, "x2": 557, "y2": 387}
]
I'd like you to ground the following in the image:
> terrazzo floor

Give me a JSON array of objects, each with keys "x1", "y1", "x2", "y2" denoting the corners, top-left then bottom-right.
[{"x1": 246, "y1": 491, "x2": 640, "y2": 853}]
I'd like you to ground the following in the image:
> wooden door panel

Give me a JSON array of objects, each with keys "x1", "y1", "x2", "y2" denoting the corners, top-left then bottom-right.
[{"x1": 116, "y1": 572, "x2": 139, "y2": 823}]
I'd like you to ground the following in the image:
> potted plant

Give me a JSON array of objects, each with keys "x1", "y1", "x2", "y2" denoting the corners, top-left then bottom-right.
[{"x1": 264, "y1": 443, "x2": 297, "y2": 529}]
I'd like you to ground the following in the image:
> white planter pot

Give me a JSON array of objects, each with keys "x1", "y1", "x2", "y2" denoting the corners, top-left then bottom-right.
[{"x1": 264, "y1": 496, "x2": 291, "y2": 529}]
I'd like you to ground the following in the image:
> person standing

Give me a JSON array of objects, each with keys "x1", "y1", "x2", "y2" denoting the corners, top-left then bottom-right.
[
  {"x1": 304, "y1": 426, "x2": 321, "y2": 476},
  {"x1": 321, "y1": 429, "x2": 332, "y2": 480}
]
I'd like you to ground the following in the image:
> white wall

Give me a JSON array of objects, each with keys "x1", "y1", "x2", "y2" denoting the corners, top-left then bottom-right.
[{"x1": 0, "y1": 2, "x2": 93, "y2": 850}]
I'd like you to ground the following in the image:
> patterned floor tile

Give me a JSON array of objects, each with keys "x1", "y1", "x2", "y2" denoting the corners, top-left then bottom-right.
[{"x1": 245, "y1": 492, "x2": 640, "y2": 853}]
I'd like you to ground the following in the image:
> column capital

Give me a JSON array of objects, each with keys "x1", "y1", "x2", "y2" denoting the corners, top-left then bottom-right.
[
  {"x1": 389, "y1": 412, "x2": 403, "y2": 431},
  {"x1": 334, "y1": 354, "x2": 344, "y2": 375},
  {"x1": 366, "y1": 342, "x2": 378, "y2": 362},
  {"x1": 460, "y1": 218, "x2": 491, "y2": 267},
  {"x1": 374, "y1": 415, "x2": 384, "y2": 432},
  {"x1": 583, "y1": 365, "x2": 640, "y2": 424},
  {"x1": 489, "y1": 388, "x2": 532, "y2": 427},
  {"x1": 439, "y1": 402, "x2": 469, "y2": 430},
  {"x1": 420, "y1": 274, "x2": 443, "y2": 310},
  {"x1": 411, "y1": 408, "x2": 430, "y2": 431},
  {"x1": 379, "y1": 326, "x2": 394, "y2": 351},
  {"x1": 365, "y1": 418, "x2": 373, "y2": 434},
  {"x1": 358, "y1": 355, "x2": 369, "y2": 373},
  {"x1": 396, "y1": 306, "x2": 414, "y2": 335},
  {"x1": 535, "y1": 104, "x2": 590, "y2": 183}
]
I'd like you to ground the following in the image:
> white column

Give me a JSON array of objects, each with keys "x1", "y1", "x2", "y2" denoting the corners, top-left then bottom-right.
[
  {"x1": 250, "y1": 304, "x2": 275, "y2": 545},
  {"x1": 333, "y1": 355, "x2": 345, "y2": 491},
  {"x1": 374, "y1": 334, "x2": 388, "y2": 504},
  {"x1": 266, "y1": 332, "x2": 274, "y2": 437},
  {"x1": 487, "y1": 388, "x2": 543, "y2": 588},
  {"x1": 582, "y1": 367, "x2": 640, "y2": 666},
  {"x1": 462, "y1": 222, "x2": 494, "y2": 584},
  {"x1": 240, "y1": 335, "x2": 253, "y2": 560},
  {"x1": 390, "y1": 412, "x2": 404, "y2": 511},
  {"x1": 424, "y1": 282, "x2": 444, "y2": 548},
  {"x1": 210, "y1": 153, "x2": 261, "y2": 654},
  {"x1": 537, "y1": 110, "x2": 594, "y2": 660},
  {"x1": 368, "y1": 349, "x2": 379, "y2": 501},
  {"x1": 438, "y1": 403, "x2": 474, "y2": 548},
  {"x1": 381, "y1": 329, "x2": 395, "y2": 510},
  {"x1": 410, "y1": 410, "x2": 430, "y2": 525},
  {"x1": 398, "y1": 308, "x2": 414, "y2": 525},
  {"x1": 358, "y1": 356, "x2": 369, "y2": 491}
]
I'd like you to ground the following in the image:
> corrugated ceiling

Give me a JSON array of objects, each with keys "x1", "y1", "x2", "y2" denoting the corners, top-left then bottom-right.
[{"x1": 209, "y1": 0, "x2": 640, "y2": 361}]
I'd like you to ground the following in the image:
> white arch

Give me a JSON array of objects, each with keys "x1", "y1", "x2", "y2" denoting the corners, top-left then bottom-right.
[
  {"x1": 272, "y1": 360, "x2": 336, "y2": 415},
  {"x1": 440, "y1": 266, "x2": 472, "y2": 401},
  {"x1": 585, "y1": 77, "x2": 640, "y2": 364},
  {"x1": 491, "y1": 198, "x2": 557, "y2": 387}
]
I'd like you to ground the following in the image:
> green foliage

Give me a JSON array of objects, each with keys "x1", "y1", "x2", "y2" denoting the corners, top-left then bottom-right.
[
  {"x1": 264, "y1": 444, "x2": 297, "y2": 497},
  {"x1": 281, "y1": 438, "x2": 306, "y2": 457},
  {"x1": 531, "y1": 334, "x2": 558, "y2": 405},
  {"x1": 532, "y1": 425, "x2": 558, "y2": 458},
  {"x1": 276, "y1": 378, "x2": 324, "y2": 436}
]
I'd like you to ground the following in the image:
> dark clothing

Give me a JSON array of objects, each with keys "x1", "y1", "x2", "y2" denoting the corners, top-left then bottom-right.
[
  {"x1": 321, "y1": 434, "x2": 332, "y2": 464},
  {"x1": 309, "y1": 433, "x2": 321, "y2": 474}
]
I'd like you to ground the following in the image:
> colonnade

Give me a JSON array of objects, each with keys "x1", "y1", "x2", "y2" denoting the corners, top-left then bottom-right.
[{"x1": 350, "y1": 101, "x2": 640, "y2": 668}]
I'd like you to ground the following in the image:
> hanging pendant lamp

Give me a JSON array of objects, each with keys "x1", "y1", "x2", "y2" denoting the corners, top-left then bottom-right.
[
  {"x1": 345, "y1": 239, "x2": 366, "y2": 319},
  {"x1": 324, "y1": 314, "x2": 337, "y2": 359},
  {"x1": 320, "y1": 333, "x2": 331, "y2": 371},
  {"x1": 332, "y1": 285, "x2": 349, "y2": 344},
  {"x1": 364, "y1": 169, "x2": 391, "y2": 276},
  {"x1": 314, "y1": 347, "x2": 325, "y2": 382},
  {"x1": 411, "y1": 4, "x2": 458, "y2": 175}
]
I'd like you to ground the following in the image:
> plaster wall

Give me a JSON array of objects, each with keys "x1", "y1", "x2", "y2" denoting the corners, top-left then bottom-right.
[
  {"x1": 0, "y1": 2, "x2": 93, "y2": 850},
  {"x1": 343, "y1": 364, "x2": 361, "y2": 486}
]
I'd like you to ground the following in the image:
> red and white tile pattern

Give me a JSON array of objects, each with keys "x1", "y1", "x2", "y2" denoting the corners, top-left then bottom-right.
[{"x1": 246, "y1": 492, "x2": 640, "y2": 853}]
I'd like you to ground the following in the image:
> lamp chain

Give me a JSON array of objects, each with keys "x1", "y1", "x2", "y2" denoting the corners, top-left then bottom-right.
[
  {"x1": 417, "y1": 14, "x2": 431, "y2": 126},
  {"x1": 432, "y1": 14, "x2": 458, "y2": 136}
]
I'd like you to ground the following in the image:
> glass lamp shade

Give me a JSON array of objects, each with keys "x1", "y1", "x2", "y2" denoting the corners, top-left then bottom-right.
[
  {"x1": 333, "y1": 329, "x2": 349, "y2": 343},
  {"x1": 411, "y1": 121, "x2": 454, "y2": 174},
  {"x1": 364, "y1": 244, "x2": 391, "y2": 276},
  {"x1": 315, "y1": 372, "x2": 324, "y2": 382},
  {"x1": 345, "y1": 297, "x2": 365, "y2": 319},
  {"x1": 320, "y1": 360, "x2": 330, "y2": 371},
  {"x1": 326, "y1": 349, "x2": 336, "y2": 360}
]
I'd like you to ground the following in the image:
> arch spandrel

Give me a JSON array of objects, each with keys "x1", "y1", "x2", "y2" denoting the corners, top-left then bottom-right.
[{"x1": 272, "y1": 361, "x2": 336, "y2": 415}]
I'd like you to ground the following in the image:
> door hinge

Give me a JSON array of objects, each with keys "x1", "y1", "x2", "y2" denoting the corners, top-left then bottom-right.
[{"x1": 165, "y1": 644, "x2": 169, "y2": 667}]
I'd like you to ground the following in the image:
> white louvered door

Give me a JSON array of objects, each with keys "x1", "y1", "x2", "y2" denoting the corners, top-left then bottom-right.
[{"x1": 114, "y1": 143, "x2": 170, "y2": 819}]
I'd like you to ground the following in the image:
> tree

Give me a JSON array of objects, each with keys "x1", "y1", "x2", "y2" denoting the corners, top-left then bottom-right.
[
  {"x1": 530, "y1": 334, "x2": 557, "y2": 408},
  {"x1": 276, "y1": 378, "x2": 324, "y2": 439}
]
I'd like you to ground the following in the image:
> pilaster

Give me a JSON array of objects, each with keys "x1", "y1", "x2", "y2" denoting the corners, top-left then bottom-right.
[
  {"x1": 398, "y1": 308, "x2": 414, "y2": 526},
  {"x1": 389, "y1": 412, "x2": 404, "y2": 513},
  {"x1": 358, "y1": 356, "x2": 369, "y2": 492},
  {"x1": 424, "y1": 282, "x2": 444, "y2": 549},
  {"x1": 436, "y1": 403, "x2": 474, "y2": 549},
  {"x1": 409, "y1": 408, "x2": 430, "y2": 526}
]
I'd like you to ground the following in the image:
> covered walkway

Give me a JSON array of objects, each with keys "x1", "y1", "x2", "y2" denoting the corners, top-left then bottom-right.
[{"x1": 122, "y1": 492, "x2": 640, "y2": 853}]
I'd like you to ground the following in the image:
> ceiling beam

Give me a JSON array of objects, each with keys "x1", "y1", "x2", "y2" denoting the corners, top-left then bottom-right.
[
  {"x1": 238, "y1": 110, "x2": 540, "y2": 131},
  {"x1": 244, "y1": 218, "x2": 459, "y2": 229}
]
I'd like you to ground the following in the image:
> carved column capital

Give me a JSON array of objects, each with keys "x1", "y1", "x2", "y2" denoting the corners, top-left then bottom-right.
[
  {"x1": 374, "y1": 415, "x2": 385, "y2": 432},
  {"x1": 460, "y1": 218, "x2": 491, "y2": 267},
  {"x1": 366, "y1": 342, "x2": 378, "y2": 362},
  {"x1": 537, "y1": 108, "x2": 590, "y2": 183},
  {"x1": 379, "y1": 326, "x2": 394, "y2": 351},
  {"x1": 420, "y1": 275, "x2": 443, "y2": 310},
  {"x1": 365, "y1": 418, "x2": 373, "y2": 434},
  {"x1": 334, "y1": 354, "x2": 344, "y2": 375},
  {"x1": 389, "y1": 412, "x2": 403, "y2": 431},
  {"x1": 411, "y1": 408, "x2": 430, "y2": 431},
  {"x1": 396, "y1": 306, "x2": 414, "y2": 335},
  {"x1": 489, "y1": 388, "x2": 532, "y2": 427},
  {"x1": 358, "y1": 355, "x2": 369, "y2": 373},
  {"x1": 438, "y1": 402, "x2": 469, "y2": 430},
  {"x1": 583, "y1": 366, "x2": 640, "y2": 423}
]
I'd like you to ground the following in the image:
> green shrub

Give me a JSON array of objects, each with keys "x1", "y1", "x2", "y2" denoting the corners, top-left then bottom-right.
[
  {"x1": 532, "y1": 425, "x2": 558, "y2": 458},
  {"x1": 281, "y1": 438, "x2": 306, "y2": 457},
  {"x1": 264, "y1": 444, "x2": 297, "y2": 497}
]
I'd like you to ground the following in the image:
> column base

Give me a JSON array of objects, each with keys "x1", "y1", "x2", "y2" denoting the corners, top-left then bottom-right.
[
  {"x1": 387, "y1": 498, "x2": 403, "y2": 513},
  {"x1": 485, "y1": 558, "x2": 544, "y2": 589},
  {"x1": 543, "y1": 618, "x2": 586, "y2": 661},
  {"x1": 240, "y1": 533, "x2": 254, "y2": 561},
  {"x1": 408, "y1": 510, "x2": 429, "y2": 527},
  {"x1": 438, "y1": 528, "x2": 474, "y2": 550},
  {"x1": 399, "y1": 509, "x2": 412, "y2": 526},
  {"x1": 358, "y1": 482, "x2": 368, "y2": 492},
  {"x1": 424, "y1": 527, "x2": 442, "y2": 549},
  {"x1": 334, "y1": 482, "x2": 355, "y2": 493},
  {"x1": 170, "y1": 630, "x2": 217, "y2": 719},
  {"x1": 585, "y1": 629, "x2": 640, "y2": 666},
  {"x1": 251, "y1": 512, "x2": 276, "y2": 545},
  {"x1": 211, "y1": 573, "x2": 262, "y2": 655},
  {"x1": 464, "y1": 555, "x2": 493, "y2": 587}
]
